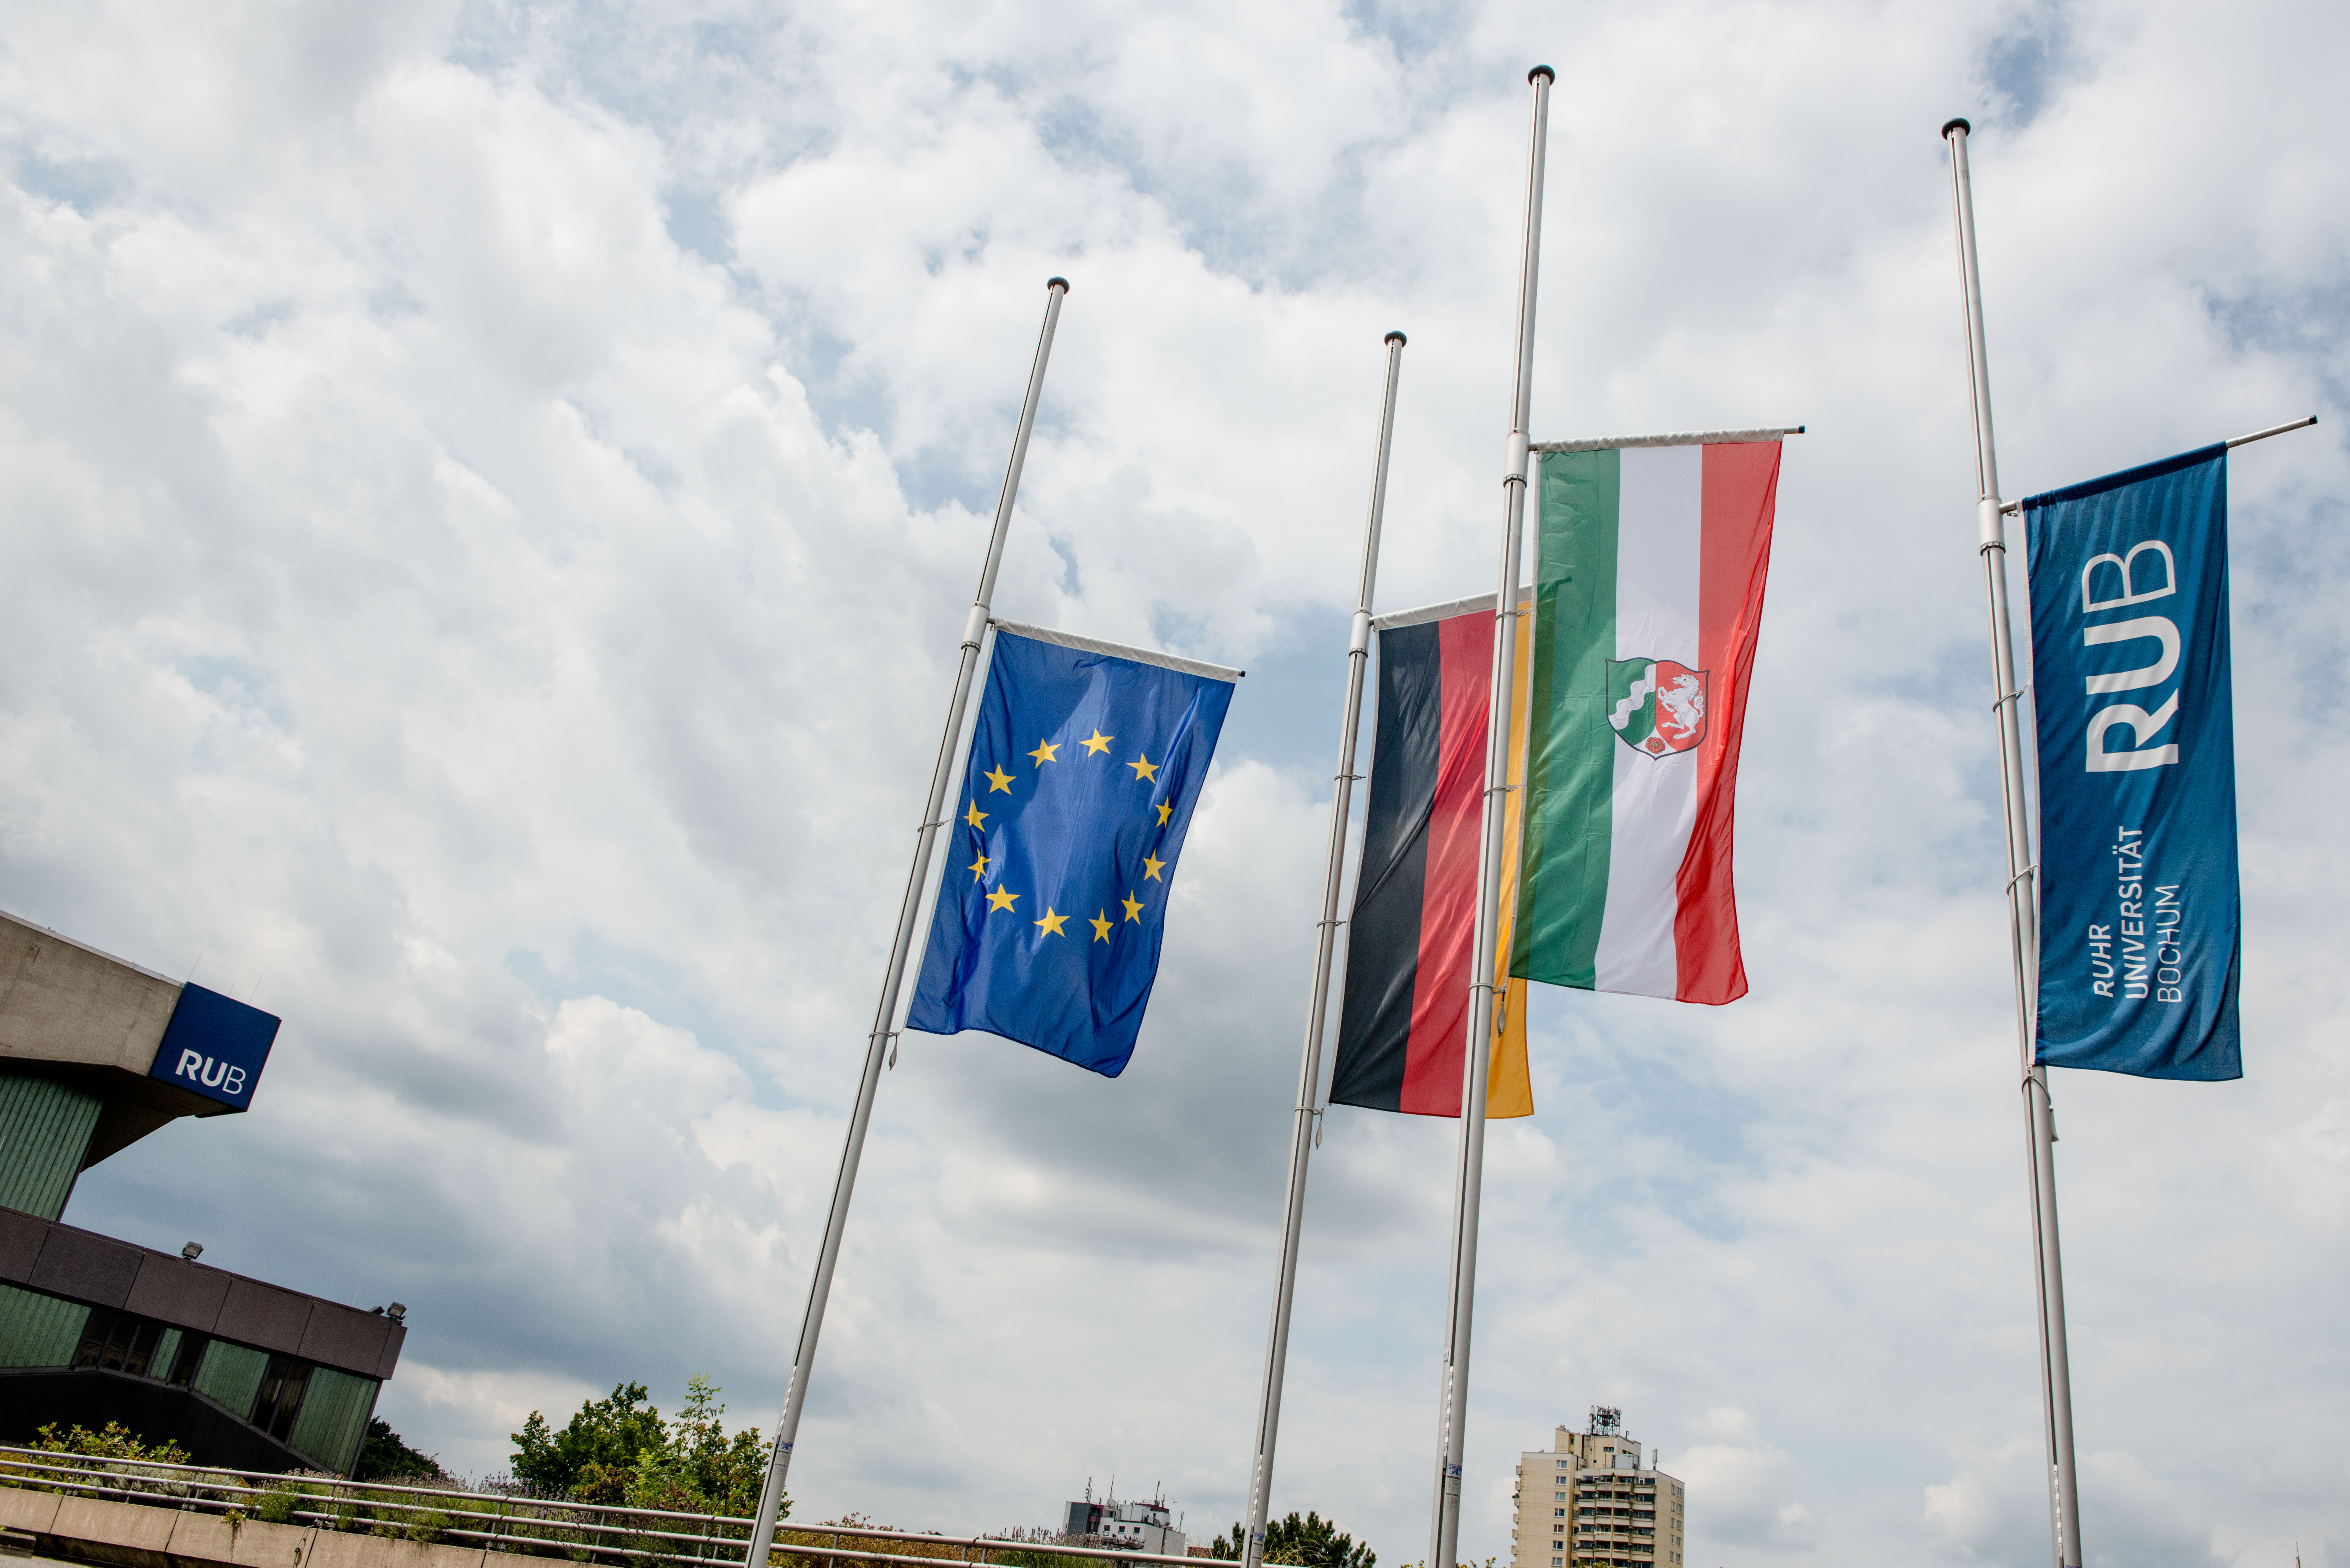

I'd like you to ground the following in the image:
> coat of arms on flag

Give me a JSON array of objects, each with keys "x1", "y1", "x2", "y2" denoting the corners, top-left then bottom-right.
[{"x1": 1607, "y1": 657, "x2": 1709, "y2": 757}]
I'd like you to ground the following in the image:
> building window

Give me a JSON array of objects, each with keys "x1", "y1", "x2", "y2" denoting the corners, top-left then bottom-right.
[
  {"x1": 70, "y1": 1307, "x2": 181, "y2": 1378},
  {"x1": 165, "y1": 1332, "x2": 209, "y2": 1387},
  {"x1": 253, "y1": 1354, "x2": 311, "y2": 1442}
]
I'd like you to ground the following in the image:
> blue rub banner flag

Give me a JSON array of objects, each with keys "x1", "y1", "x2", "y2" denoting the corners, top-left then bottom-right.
[
  {"x1": 2025, "y1": 445, "x2": 2240, "y2": 1081},
  {"x1": 907, "y1": 626, "x2": 1236, "y2": 1077}
]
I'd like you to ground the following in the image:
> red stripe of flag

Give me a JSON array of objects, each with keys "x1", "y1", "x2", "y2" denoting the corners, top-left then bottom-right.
[
  {"x1": 1673, "y1": 442, "x2": 1781, "y2": 1004},
  {"x1": 1400, "y1": 611, "x2": 1494, "y2": 1113}
]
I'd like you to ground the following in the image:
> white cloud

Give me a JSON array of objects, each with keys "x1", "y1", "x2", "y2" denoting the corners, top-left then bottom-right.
[
  {"x1": 4, "y1": 1, "x2": 2348, "y2": 1565},
  {"x1": 1674, "y1": 1409, "x2": 1819, "y2": 1553}
]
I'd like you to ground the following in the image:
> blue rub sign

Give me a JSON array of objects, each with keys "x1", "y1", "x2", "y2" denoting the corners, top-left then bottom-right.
[
  {"x1": 148, "y1": 983, "x2": 281, "y2": 1110},
  {"x1": 2024, "y1": 445, "x2": 2242, "y2": 1082}
]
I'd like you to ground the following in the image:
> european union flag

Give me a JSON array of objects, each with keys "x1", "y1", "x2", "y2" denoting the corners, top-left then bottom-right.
[{"x1": 907, "y1": 626, "x2": 1237, "y2": 1077}]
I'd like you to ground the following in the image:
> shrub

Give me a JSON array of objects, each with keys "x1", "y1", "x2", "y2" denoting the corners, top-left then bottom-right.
[{"x1": 28, "y1": 1422, "x2": 193, "y2": 1466}]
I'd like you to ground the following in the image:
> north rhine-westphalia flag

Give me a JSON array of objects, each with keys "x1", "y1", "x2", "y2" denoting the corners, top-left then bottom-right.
[
  {"x1": 906, "y1": 625, "x2": 1236, "y2": 1078},
  {"x1": 1511, "y1": 442, "x2": 1780, "y2": 1003},
  {"x1": 1329, "y1": 596, "x2": 1533, "y2": 1118}
]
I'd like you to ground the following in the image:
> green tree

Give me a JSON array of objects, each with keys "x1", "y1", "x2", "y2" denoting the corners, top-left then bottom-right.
[
  {"x1": 511, "y1": 1382, "x2": 668, "y2": 1496},
  {"x1": 625, "y1": 1376, "x2": 770, "y2": 1518},
  {"x1": 1208, "y1": 1513, "x2": 1373, "y2": 1568},
  {"x1": 357, "y1": 1418, "x2": 443, "y2": 1481},
  {"x1": 510, "y1": 1376, "x2": 777, "y2": 1517}
]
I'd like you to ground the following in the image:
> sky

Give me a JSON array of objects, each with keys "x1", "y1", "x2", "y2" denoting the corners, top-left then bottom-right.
[{"x1": 2, "y1": 1, "x2": 2346, "y2": 1566}]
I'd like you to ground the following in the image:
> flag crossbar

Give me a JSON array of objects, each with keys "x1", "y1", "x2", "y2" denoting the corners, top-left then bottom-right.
[
  {"x1": 1530, "y1": 424, "x2": 1803, "y2": 453},
  {"x1": 1369, "y1": 586, "x2": 1533, "y2": 632},
  {"x1": 1993, "y1": 415, "x2": 2319, "y2": 513},
  {"x1": 989, "y1": 617, "x2": 1244, "y2": 682}
]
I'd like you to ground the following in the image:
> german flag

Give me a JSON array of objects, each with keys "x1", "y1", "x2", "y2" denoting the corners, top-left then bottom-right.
[{"x1": 1330, "y1": 594, "x2": 1532, "y2": 1118}]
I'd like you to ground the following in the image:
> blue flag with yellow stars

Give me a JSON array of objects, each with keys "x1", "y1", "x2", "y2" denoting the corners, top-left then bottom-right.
[{"x1": 907, "y1": 626, "x2": 1238, "y2": 1077}]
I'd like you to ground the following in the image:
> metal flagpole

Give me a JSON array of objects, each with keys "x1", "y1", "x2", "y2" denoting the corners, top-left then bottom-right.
[
  {"x1": 1940, "y1": 118, "x2": 2083, "y2": 1568},
  {"x1": 1428, "y1": 65, "x2": 1551, "y2": 1568},
  {"x1": 1238, "y1": 330, "x2": 1409, "y2": 1568},
  {"x1": 747, "y1": 277, "x2": 1070, "y2": 1561}
]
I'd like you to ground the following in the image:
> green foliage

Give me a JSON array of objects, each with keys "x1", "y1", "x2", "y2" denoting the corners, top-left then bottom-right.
[
  {"x1": 990, "y1": 1551, "x2": 1091, "y2": 1568},
  {"x1": 511, "y1": 1375, "x2": 778, "y2": 1519},
  {"x1": 512, "y1": 1382, "x2": 668, "y2": 1495},
  {"x1": 624, "y1": 1377, "x2": 768, "y2": 1517},
  {"x1": 357, "y1": 1418, "x2": 444, "y2": 1482},
  {"x1": 249, "y1": 1475, "x2": 354, "y2": 1529},
  {"x1": 1207, "y1": 1514, "x2": 1374, "y2": 1568},
  {"x1": 9, "y1": 1423, "x2": 200, "y2": 1502},
  {"x1": 28, "y1": 1422, "x2": 192, "y2": 1466},
  {"x1": 982, "y1": 1527, "x2": 1091, "y2": 1568}
]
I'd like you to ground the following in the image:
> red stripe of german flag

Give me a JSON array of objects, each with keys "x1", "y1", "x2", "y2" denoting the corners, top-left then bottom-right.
[{"x1": 1330, "y1": 602, "x2": 1531, "y2": 1118}]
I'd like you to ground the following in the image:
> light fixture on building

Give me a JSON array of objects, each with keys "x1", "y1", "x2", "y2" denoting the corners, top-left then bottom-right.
[
  {"x1": 180, "y1": 1242, "x2": 203, "y2": 1261},
  {"x1": 387, "y1": 1302, "x2": 407, "y2": 1323}
]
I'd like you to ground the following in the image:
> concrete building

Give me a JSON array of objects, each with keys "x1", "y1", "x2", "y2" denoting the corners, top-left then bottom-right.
[
  {"x1": 1511, "y1": 1409, "x2": 1687, "y2": 1568},
  {"x1": 1063, "y1": 1490, "x2": 1187, "y2": 1556},
  {"x1": 0, "y1": 910, "x2": 407, "y2": 1474}
]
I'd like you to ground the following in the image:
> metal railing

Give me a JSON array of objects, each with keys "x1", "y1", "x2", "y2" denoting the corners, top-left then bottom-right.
[{"x1": 0, "y1": 1446, "x2": 1204, "y2": 1568}]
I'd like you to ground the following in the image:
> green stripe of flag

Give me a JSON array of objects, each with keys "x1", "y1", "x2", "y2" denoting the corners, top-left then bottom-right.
[{"x1": 1512, "y1": 448, "x2": 1619, "y2": 989}]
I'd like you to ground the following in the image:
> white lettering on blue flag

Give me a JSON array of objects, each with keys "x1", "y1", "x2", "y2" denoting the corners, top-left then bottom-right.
[{"x1": 2025, "y1": 445, "x2": 2241, "y2": 1080}]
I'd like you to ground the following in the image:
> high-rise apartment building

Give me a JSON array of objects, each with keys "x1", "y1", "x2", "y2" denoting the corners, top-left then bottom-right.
[{"x1": 1510, "y1": 1408, "x2": 1687, "y2": 1568}]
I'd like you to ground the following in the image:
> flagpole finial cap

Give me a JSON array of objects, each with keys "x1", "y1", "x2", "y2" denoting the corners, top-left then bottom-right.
[
  {"x1": 1941, "y1": 117, "x2": 1972, "y2": 139},
  {"x1": 1046, "y1": 276, "x2": 1071, "y2": 293},
  {"x1": 1385, "y1": 330, "x2": 1408, "y2": 347},
  {"x1": 1528, "y1": 64, "x2": 1555, "y2": 84}
]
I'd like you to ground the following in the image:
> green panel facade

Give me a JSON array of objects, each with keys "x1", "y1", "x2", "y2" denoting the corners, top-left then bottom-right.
[
  {"x1": 192, "y1": 1338, "x2": 270, "y2": 1421},
  {"x1": 288, "y1": 1364, "x2": 377, "y2": 1475},
  {"x1": 0, "y1": 1074, "x2": 102, "y2": 1219},
  {"x1": 0, "y1": 1281, "x2": 88, "y2": 1368}
]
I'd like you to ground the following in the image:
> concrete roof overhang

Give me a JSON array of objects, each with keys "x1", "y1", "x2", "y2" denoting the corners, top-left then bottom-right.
[{"x1": 0, "y1": 912, "x2": 256, "y2": 1169}]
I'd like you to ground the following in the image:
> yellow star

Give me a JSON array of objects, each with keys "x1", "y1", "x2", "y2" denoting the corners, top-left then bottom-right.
[
  {"x1": 963, "y1": 801, "x2": 988, "y2": 829},
  {"x1": 1089, "y1": 911, "x2": 1113, "y2": 943},
  {"x1": 1121, "y1": 892, "x2": 1144, "y2": 922},
  {"x1": 1156, "y1": 800, "x2": 1173, "y2": 826},
  {"x1": 986, "y1": 886, "x2": 1018, "y2": 912},
  {"x1": 966, "y1": 854, "x2": 991, "y2": 883},
  {"x1": 1128, "y1": 753, "x2": 1158, "y2": 782},
  {"x1": 1034, "y1": 906, "x2": 1069, "y2": 937},
  {"x1": 983, "y1": 765, "x2": 1015, "y2": 793},
  {"x1": 1081, "y1": 729, "x2": 1114, "y2": 756},
  {"x1": 1142, "y1": 852, "x2": 1166, "y2": 882},
  {"x1": 1028, "y1": 740, "x2": 1059, "y2": 766}
]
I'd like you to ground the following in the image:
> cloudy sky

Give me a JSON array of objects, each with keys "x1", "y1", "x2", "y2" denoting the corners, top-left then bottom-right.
[{"x1": 4, "y1": 1, "x2": 2345, "y2": 1565}]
